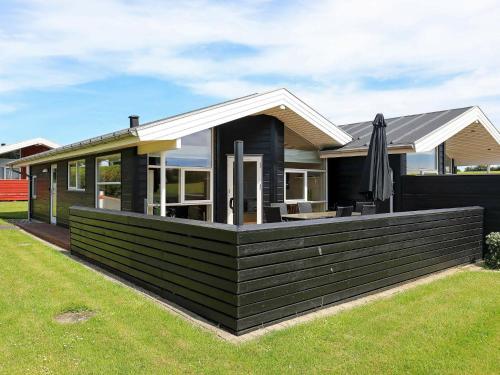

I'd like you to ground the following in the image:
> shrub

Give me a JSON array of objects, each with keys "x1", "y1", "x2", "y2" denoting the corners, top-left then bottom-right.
[{"x1": 484, "y1": 232, "x2": 500, "y2": 269}]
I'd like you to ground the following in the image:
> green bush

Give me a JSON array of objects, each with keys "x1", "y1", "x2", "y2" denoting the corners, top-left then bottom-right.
[{"x1": 484, "y1": 232, "x2": 500, "y2": 269}]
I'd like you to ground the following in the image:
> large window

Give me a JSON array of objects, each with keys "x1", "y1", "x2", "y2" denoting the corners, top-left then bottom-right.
[
  {"x1": 5, "y1": 167, "x2": 21, "y2": 180},
  {"x1": 165, "y1": 129, "x2": 211, "y2": 167},
  {"x1": 284, "y1": 127, "x2": 327, "y2": 210},
  {"x1": 286, "y1": 171, "x2": 306, "y2": 200},
  {"x1": 406, "y1": 149, "x2": 438, "y2": 175},
  {"x1": 96, "y1": 154, "x2": 121, "y2": 211},
  {"x1": 68, "y1": 159, "x2": 86, "y2": 190},
  {"x1": 146, "y1": 129, "x2": 213, "y2": 221},
  {"x1": 0, "y1": 158, "x2": 21, "y2": 180},
  {"x1": 184, "y1": 170, "x2": 211, "y2": 201},
  {"x1": 285, "y1": 168, "x2": 327, "y2": 210},
  {"x1": 147, "y1": 167, "x2": 212, "y2": 220},
  {"x1": 0, "y1": 166, "x2": 20, "y2": 180}
]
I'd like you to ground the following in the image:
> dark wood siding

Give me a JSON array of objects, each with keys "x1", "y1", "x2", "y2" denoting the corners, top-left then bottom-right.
[
  {"x1": 400, "y1": 175, "x2": 500, "y2": 236},
  {"x1": 327, "y1": 154, "x2": 406, "y2": 212},
  {"x1": 31, "y1": 163, "x2": 51, "y2": 223},
  {"x1": 437, "y1": 142, "x2": 445, "y2": 174},
  {"x1": 70, "y1": 206, "x2": 482, "y2": 335},
  {"x1": 30, "y1": 147, "x2": 147, "y2": 226},
  {"x1": 121, "y1": 148, "x2": 148, "y2": 213},
  {"x1": 214, "y1": 115, "x2": 284, "y2": 223},
  {"x1": 56, "y1": 156, "x2": 95, "y2": 227}
]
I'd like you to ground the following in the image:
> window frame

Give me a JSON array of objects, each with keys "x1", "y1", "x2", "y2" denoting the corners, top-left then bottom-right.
[
  {"x1": 67, "y1": 159, "x2": 86, "y2": 191},
  {"x1": 147, "y1": 165, "x2": 213, "y2": 206},
  {"x1": 284, "y1": 168, "x2": 327, "y2": 206},
  {"x1": 146, "y1": 129, "x2": 214, "y2": 221},
  {"x1": 406, "y1": 148, "x2": 439, "y2": 175},
  {"x1": 95, "y1": 153, "x2": 122, "y2": 210},
  {"x1": 31, "y1": 175, "x2": 37, "y2": 199},
  {"x1": 181, "y1": 168, "x2": 213, "y2": 204}
]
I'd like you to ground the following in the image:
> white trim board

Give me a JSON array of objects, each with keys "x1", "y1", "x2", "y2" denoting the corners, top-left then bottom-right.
[
  {"x1": 0, "y1": 138, "x2": 59, "y2": 155},
  {"x1": 414, "y1": 106, "x2": 500, "y2": 152},
  {"x1": 136, "y1": 89, "x2": 352, "y2": 146}
]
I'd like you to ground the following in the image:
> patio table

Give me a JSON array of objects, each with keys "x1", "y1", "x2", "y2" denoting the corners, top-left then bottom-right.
[{"x1": 281, "y1": 211, "x2": 361, "y2": 221}]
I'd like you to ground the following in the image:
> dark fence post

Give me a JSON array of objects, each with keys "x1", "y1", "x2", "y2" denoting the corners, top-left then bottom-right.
[{"x1": 234, "y1": 140, "x2": 244, "y2": 226}]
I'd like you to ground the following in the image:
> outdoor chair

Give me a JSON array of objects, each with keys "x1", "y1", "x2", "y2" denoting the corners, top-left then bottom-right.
[
  {"x1": 264, "y1": 206, "x2": 283, "y2": 223},
  {"x1": 336, "y1": 205, "x2": 353, "y2": 217},
  {"x1": 297, "y1": 202, "x2": 313, "y2": 213},
  {"x1": 361, "y1": 204, "x2": 377, "y2": 215},
  {"x1": 355, "y1": 201, "x2": 373, "y2": 212},
  {"x1": 271, "y1": 202, "x2": 288, "y2": 216},
  {"x1": 188, "y1": 206, "x2": 205, "y2": 221}
]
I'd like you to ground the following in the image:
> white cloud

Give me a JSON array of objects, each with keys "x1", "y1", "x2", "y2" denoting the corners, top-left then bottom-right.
[{"x1": 1, "y1": 0, "x2": 500, "y2": 125}]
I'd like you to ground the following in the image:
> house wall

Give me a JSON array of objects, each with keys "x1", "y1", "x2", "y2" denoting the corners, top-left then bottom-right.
[
  {"x1": 327, "y1": 154, "x2": 406, "y2": 212},
  {"x1": 437, "y1": 143, "x2": 446, "y2": 175},
  {"x1": 30, "y1": 147, "x2": 147, "y2": 226},
  {"x1": 20, "y1": 145, "x2": 52, "y2": 179},
  {"x1": 214, "y1": 115, "x2": 284, "y2": 223},
  {"x1": 31, "y1": 163, "x2": 51, "y2": 223}
]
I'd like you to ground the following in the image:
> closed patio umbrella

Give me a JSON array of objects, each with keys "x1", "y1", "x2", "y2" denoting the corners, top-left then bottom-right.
[{"x1": 360, "y1": 113, "x2": 393, "y2": 202}]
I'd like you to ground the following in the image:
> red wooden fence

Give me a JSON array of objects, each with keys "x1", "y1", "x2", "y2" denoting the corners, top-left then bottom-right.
[{"x1": 0, "y1": 180, "x2": 28, "y2": 201}]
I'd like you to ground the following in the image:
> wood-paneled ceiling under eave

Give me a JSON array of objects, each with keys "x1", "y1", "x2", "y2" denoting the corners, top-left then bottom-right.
[
  {"x1": 446, "y1": 122, "x2": 500, "y2": 165},
  {"x1": 258, "y1": 106, "x2": 341, "y2": 149}
]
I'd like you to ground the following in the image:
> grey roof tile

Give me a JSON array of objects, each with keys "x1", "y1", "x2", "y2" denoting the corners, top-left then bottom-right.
[{"x1": 338, "y1": 107, "x2": 473, "y2": 150}]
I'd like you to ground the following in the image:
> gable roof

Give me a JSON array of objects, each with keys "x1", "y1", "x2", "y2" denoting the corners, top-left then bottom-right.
[
  {"x1": 134, "y1": 88, "x2": 352, "y2": 146},
  {"x1": 11, "y1": 88, "x2": 352, "y2": 166},
  {"x1": 0, "y1": 138, "x2": 59, "y2": 156},
  {"x1": 339, "y1": 107, "x2": 473, "y2": 150},
  {"x1": 321, "y1": 106, "x2": 500, "y2": 158}
]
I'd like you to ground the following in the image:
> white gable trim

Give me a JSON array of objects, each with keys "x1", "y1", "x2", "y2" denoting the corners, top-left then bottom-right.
[
  {"x1": 136, "y1": 89, "x2": 352, "y2": 145},
  {"x1": 414, "y1": 106, "x2": 500, "y2": 152},
  {"x1": 0, "y1": 138, "x2": 59, "y2": 155}
]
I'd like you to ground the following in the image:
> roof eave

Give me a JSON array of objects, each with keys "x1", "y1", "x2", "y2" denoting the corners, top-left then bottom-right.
[
  {"x1": 9, "y1": 131, "x2": 138, "y2": 167},
  {"x1": 413, "y1": 106, "x2": 500, "y2": 152},
  {"x1": 320, "y1": 144, "x2": 414, "y2": 158},
  {"x1": 135, "y1": 88, "x2": 353, "y2": 147}
]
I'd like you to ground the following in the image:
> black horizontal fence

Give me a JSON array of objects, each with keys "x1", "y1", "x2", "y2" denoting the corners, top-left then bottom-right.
[
  {"x1": 400, "y1": 175, "x2": 500, "y2": 235},
  {"x1": 69, "y1": 206, "x2": 483, "y2": 335}
]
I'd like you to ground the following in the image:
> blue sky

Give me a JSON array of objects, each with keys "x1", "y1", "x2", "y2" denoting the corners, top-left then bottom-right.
[{"x1": 1, "y1": 0, "x2": 500, "y2": 146}]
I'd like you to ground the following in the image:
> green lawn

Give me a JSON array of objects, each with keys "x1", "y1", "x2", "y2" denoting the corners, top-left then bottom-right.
[
  {"x1": 457, "y1": 171, "x2": 500, "y2": 175},
  {"x1": 0, "y1": 201, "x2": 28, "y2": 224},
  {"x1": 0, "y1": 203, "x2": 499, "y2": 374}
]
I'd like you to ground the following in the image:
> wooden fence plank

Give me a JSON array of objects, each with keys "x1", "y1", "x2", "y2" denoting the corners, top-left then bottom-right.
[{"x1": 69, "y1": 206, "x2": 483, "y2": 335}]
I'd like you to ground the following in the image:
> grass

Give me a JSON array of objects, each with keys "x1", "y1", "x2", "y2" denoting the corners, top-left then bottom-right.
[
  {"x1": 457, "y1": 171, "x2": 500, "y2": 175},
  {"x1": 0, "y1": 203, "x2": 499, "y2": 374},
  {"x1": 0, "y1": 201, "x2": 27, "y2": 224}
]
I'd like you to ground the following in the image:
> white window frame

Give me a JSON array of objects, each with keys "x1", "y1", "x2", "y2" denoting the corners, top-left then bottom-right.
[
  {"x1": 3, "y1": 166, "x2": 21, "y2": 180},
  {"x1": 95, "y1": 154, "x2": 122, "y2": 209},
  {"x1": 146, "y1": 166, "x2": 214, "y2": 221},
  {"x1": 68, "y1": 159, "x2": 86, "y2": 191},
  {"x1": 181, "y1": 168, "x2": 213, "y2": 205},
  {"x1": 284, "y1": 168, "x2": 327, "y2": 206},
  {"x1": 406, "y1": 147, "x2": 439, "y2": 175},
  {"x1": 146, "y1": 129, "x2": 214, "y2": 221},
  {"x1": 31, "y1": 175, "x2": 37, "y2": 199}
]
